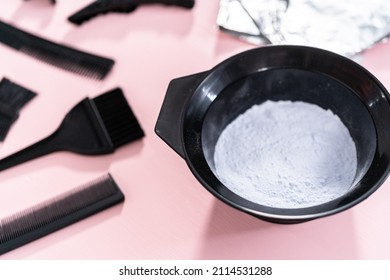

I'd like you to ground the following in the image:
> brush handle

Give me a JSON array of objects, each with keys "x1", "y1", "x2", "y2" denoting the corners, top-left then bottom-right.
[
  {"x1": 0, "y1": 133, "x2": 59, "y2": 171},
  {"x1": 68, "y1": 0, "x2": 194, "y2": 25},
  {"x1": 0, "y1": 98, "x2": 118, "y2": 172}
]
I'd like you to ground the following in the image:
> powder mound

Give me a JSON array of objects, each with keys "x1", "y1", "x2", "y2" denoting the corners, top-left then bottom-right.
[{"x1": 213, "y1": 100, "x2": 357, "y2": 208}]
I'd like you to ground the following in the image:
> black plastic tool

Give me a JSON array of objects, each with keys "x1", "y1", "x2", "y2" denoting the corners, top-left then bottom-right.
[
  {"x1": 68, "y1": 0, "x2": 195, "y2": 25},
  {"x1": 0, "y1": 88, "x2": 144, "y2": 171},
  {"x1": 0, "y1": 20, "x2": 114, "y2": 80},
  {"x1": 0, "y1": 173, "x2": 124, "y2": 255},
  {"x1": 25, "y1": 0, "x2": 56, "y2": 3},
  {"x1": 0, "y1": 78, "x2": 36, "y2": 141}
]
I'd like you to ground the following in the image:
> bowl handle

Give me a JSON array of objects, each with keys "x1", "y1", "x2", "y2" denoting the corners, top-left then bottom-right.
[{"x1": 155, "y1": 71, "x2": 208, "y2": 158}]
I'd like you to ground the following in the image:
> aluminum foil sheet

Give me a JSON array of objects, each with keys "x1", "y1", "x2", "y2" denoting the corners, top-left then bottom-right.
[{"x1": 217, "y1": 0, "x2": 390, "y2": 57}]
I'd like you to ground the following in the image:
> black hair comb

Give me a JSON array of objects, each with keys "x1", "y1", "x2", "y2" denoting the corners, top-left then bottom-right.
[
  {"x1": 0, "y1": 88, "x2": 144, "y2": 171},
  {"x1": 0, "y1": 78, "x2": 37, "y2": 141},
  {"x1": 0, "y1": 173, "x2": 124, "y2": 255},
  {"x1": 68, "y1": 0, "x2": 195, "y2": 25},
  {"x1": 0, "y1": 20, "x2": 114, "y2": 80}
]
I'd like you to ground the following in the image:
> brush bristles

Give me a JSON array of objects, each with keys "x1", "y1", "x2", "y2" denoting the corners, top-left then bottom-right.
[
  {"x1": 0, "y1": 78, "x2": 37, "y2": 140},
  {"x1": 0, "y1": 174, "x2": 124, "y2": 249},
  {"x1": 0, "y1": 78, "x2": 36, "y2": 110},
  {"x1": 0, "y1": 118, "x2": 15, "y2": 142},
  {"x1": 93, "y1": 88, "x2": 144, "y2": 148}
]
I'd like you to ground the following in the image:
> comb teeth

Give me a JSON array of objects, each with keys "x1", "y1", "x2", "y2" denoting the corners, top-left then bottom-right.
[
  {"x1": 93, "y1": 88, "x2": 145, "y2": 148},
  {"x1": 0, "y1": 20, "x2": 114, "y2": 80},
  {"x1": 0, "y1": 174, "x2": 124, "y2": 255},
  {"x1": 19, "y1": 45, "x2": 114, "y2": 80}
]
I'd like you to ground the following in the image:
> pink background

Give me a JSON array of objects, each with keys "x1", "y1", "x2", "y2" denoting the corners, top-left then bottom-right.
[{"x1": 0, "y1": 0, "x2": 390, "y2": 260}]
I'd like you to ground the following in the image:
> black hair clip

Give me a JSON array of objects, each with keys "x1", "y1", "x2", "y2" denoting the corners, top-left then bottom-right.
[
  {"x1": 24, "y1": 0, "x2": 56, "y2": 3},
  {"x1": 68, "y1": 0, "x2": 195, "y2": 25}
]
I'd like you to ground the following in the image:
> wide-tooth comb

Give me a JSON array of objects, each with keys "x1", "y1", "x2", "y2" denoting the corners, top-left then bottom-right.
[
  {"x1": 0, "y1": 20, "x2": 115, "y2": 80},
  {"x1": 0, "y1": 78, "x2": 37, "y2": 141},
  {"x1": 0, "y1": 88, "x2": 144, "y2": 171},
  {"x1": 0, "y1": 173, "x2": 124, "y2": 255},
  {"x1": 68, "y1": 0, "x2": 195, "y2": 25}
]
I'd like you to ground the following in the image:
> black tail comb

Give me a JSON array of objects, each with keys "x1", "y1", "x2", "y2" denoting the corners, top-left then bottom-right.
[
  {"x1": 68, "y1": 0, "x2": 195, "y2": 25},
  {"x1": 0, "y1": 173, "x2": 124, "y2": 255},
  {"x1": 0, "y1": 78, "x2": 37, "y2": 141},
  {"x1": 0, "y1": 88, "x2": 144, "y2": 171},
  {"x1": 0, "y1": 20, "x2": 114, "y2": 80}
]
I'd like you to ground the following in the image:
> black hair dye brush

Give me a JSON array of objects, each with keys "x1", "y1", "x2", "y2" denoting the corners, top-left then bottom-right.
[
  {"x1": 0, "y1": 88, "x2": 144, "y2": 171},
  {"x1": 0, "y1": 20, "x2": 114, "y2": 80},
  {"x1": 0, "y1": 78, "x2": 37, "y2": 141},
  {"x1": 68, "y1": 0, "x2": 195, "y2": 25},
  {"x1": 0, "y1": 173, "x2": 124, "y2": 255}
]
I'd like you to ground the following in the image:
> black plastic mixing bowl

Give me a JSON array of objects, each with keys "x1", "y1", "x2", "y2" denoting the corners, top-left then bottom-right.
[{"x1": 155, "y1": 45, "x2": 390, "y2": 223}]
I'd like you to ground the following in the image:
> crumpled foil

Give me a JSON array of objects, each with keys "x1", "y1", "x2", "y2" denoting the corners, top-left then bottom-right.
[{"x1": 217, "y1": 0, "x2": 390, "y2": 57}]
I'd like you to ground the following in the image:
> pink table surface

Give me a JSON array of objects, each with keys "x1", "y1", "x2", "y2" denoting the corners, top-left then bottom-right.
[{"x1": 0, "y1": 0, "x2": 390, "y2": 260}]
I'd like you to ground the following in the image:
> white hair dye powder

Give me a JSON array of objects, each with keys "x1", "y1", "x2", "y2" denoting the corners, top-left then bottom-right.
[{"x1": 213, "y1": 100, "x2": 357, "y2": 208}]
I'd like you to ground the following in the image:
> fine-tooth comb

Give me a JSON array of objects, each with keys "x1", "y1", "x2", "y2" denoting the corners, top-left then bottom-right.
[
  {"x1": 0, "y1": 87, "x2": 144, "y2": 171},
  {"x1": 0, "y1": 78, "x2": 37, "y2": 141},
  {"x1": 0, "y1": 20, "x2": 115, "y2": 80},
  {"x1": 68, "y1": 0, "x2": 195, "y2": 25},
  {"x1": 0, "y1": 173, "x2": 124, "y2": 255}
]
